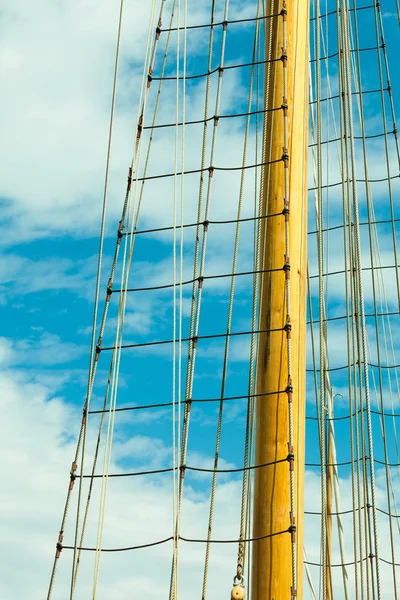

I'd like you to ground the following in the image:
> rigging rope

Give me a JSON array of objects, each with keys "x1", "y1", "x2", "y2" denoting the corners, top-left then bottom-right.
[
  {"x1": 47, "y1": 1, "x2": 400, "y2": 598},
  {"x1": 169, "y1": 1, "x2": 219, "y2": 596},
  {"x1": 47, "y1": 1, "x2": 128, "y2": 596}
]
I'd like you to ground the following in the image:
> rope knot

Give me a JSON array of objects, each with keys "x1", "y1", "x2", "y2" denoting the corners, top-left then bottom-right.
[{"x1": 55, "y1": 532, "x2": 64, "y2": 558}]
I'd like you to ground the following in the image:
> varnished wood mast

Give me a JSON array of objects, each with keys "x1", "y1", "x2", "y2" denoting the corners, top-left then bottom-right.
[{"x1": 251, "y1": 1, "x2": 309, "y2": 598}]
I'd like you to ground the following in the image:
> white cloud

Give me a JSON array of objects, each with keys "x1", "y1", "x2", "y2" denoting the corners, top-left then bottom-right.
[
  {"x1": 0, "y1": 252, "x2": 108, "y2": 303},
  {"x1": 2, "y1": 362, "x2": 400, "y2": 599},
  {"x1": 0, "y1": 332, "x2": 85, "y2": 367},
  {"x1": 0, "y1": 0, "x2": 157, "y2": 243},
  {"x1": 0, "y1": 366, "x2": 246, "y2": 599},
  {"x1": 2, "y1": 1, "x2": 400, "y2": 598},
  {"x1": 0, "y1": 0, "x2": 262, "y2": 248}
]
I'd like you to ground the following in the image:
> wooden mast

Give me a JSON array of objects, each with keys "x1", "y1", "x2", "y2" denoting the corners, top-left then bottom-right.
[{"x1": 251, "y1": 1, "x2": 309, "y2": 598}]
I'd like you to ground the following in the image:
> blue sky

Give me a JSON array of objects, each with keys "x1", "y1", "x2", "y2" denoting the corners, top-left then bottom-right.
[{"x1": 1, "y1": 0, "x2": 400, "y2": 598}]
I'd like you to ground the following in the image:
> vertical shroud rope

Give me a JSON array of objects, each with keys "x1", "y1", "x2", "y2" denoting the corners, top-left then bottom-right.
[
  {"x1": 309, "y1": 10, "x2": 350, "y2": 595},
  {"x1": 47, "y1": 0, "x2": 169, "y2": 597},
  {"x1": 340, "y1": 4, "x2": 382, "y2": 597},
  {"x1": 47, "y1": 1, "x2": 400, "y2": 599},
  {"x1": 47, "y1": 0, "x2": 128, "y2": 596},
  {"x1": 69, "y1": 2, "x2": 182, "y2": 595},
  {"x1": 91, "y1": 0, "x2": 161, "y2": 596},
  {"x1": 201, "y1": 2, "x2": 263, "y2": 597},
  {"x1": 308, "y1": 1, "x2": 400, "y2": 597},
  {"x1": 169, "y1": 1, "x2": 220, "y2": 597}
]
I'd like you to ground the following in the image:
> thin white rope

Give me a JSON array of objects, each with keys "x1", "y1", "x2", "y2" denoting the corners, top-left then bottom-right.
[
  {"x1": 243, "y1": 3, "x2": 263, "y2": 584},
  {"x1": 69, "y1": 1, "x2": 126, "y2": 596},
  {"x1": 168, "y1": 4, "x2": 219, "y2": 596},
  {"x1": 171, "y1": 0, "x2": 181, "y2": 594},
  {"x1": 350, "y1": 4, "x2": 399, "y2": 593},
  {"x1": 314, "y1": 3, "x2": 328, "y2": 597},
  {"x1": 69, "y1": 3, "x2": 181, "y2": 595},
  {"x1": 328, "y1": 393, "x2": 350, "y2": 599},
  {"x1": 341, "y1": 4, "x2": 382, "y2": 597},
  {"x1": 310, "y1": 51, "x2": 351, "y2": 599},
  {"x1": 236, "y1": 3, "x2": 262, "y2": 590},
  {"x1": 173, "y1": 0, "x2": 180, "y2": 533},
  {"x1": 91, "y1": 1, "x2": 160, "y2": 595},
  {"x1": 304, "y1": 547, "x2": 318, "y2": 600},
  {"x1": 177, "y1": 0, "x2": 187, "y2": 549}
]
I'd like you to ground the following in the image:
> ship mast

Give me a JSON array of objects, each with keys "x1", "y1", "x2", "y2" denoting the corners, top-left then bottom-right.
[{"x1": 251, "y1": 1, "x2": 309, "y2": 598}]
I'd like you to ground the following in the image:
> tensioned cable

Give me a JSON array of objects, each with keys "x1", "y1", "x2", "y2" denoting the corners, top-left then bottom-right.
[
  {"x1": 60, "y1": 527, "x2": 296, "y2": 553},
  {"x1": 76, "y1": 453, "x2": 400, "y2": 479},
  {"x1": 309, "y1": 129, "x2": 397, "y2": 146},
  {"x1": 307, "y1": 2, "x2": 400, "y2": 594},
  {"x1": 306, "y1": 5, "x2": 394, "y2": 589},
  {"x1": 371, "y1": 0, "x2": 400, "y2": 315},
  {"x1": 77, "y1": 0, "x2": 230, "y2": 592},
  {"x1": 343, "y1": 4, "x2": 382, "y2": 595},
  {"x1": 309, "y1": 86, "x2": 391, "y2": 105},
  {"x1": 48, "y1": 1, "x2": 400, "y2": 597},
  {"x1": 307, "y1": 362, "x2": 400, "y2": 372},
  {"x1": 140, "y1": 103, "x2": 395, "y2": 134},
  {"x1": 109, "y1": 263, "x2": 400, "y2": 295},
  {"x1": 309, "y1": 44, "x2": 382, "y2": 63},
  {"x1": 177, "y1": 0, "x2": 187, "y2": 594},
  {"x1": 171, "y1": 0, "x2": 182, "y2": 594},
  {"x1": 88, "y1": 389, "x2": 286, "y2": 414},
  {"x1": 67, "y1": 2, "x2": 184, "y2": 595},
  {"x1": 169, "y1": 1, "x2": 222, "y2": 597},
  {"x1": 201, "y1": 4, "x2": 259, "y2": 594},
  {"x1": 78, "y1": 457, "x2": 288, "y2": 478},
  {"x1": 306, "y1": 506, "x2": 400, "y2": 518},
  {"x1": 92, "y1": 0, "x2": 162, "y2": 589},
  {"x1": 119, "y1": 213, "x2": 400, "y2": 239},
  {"x1": 175, "y1": 2, "x2": 237, "y2": 594},
  {"x1": 310, "y1": 4, "x2": 375, "y2": 21},
  {"x1": 88, "y1": 400, "x2": 400, "y2": 421},
  {"x1": 58, "y1": 543, "x2": 400, "y2": 569},
  {"x1": 46, "y1": 2, "x2": 128, "y2": 597},
  {"x1": 308, "y1": 311, "x2": 400, "y2": 325},
  {"x1": 154, "y1": 4, "x2": 377, "y2": 31},
  {"x1": 310, "y1": 12, "x2": 350, "y2": 588},
  {"x1": 336, "y1": 3, "x2": 367, "y2": 595},
  {"x1": 304, "y1": 546, "x2": 318, "y2": 600},
  {"x1": 70, "y1": 360, "x2": 114, "y2": 595},
  {"x1": 50, "y1": 0, "x2": 176, "y2": 596},
  {"x1": 113, "y1": 266, "x2": 285, "y2": 293},
  {"x1": 308, "y1": 173, "x2": 399, "y2": 190},
  {"x1": 122, "y1": 211, "x2": 286, "y2": 236},
  {"x1": 352, "y1": 1, "x2": 399, "y2": 595},
  {"x1": 120, "y1": 156, "x2": 284, "y2": 182},
  {"x1": 100, "y1": 326, "x2": 290, "y2": 352},
  {"x1": 160, "y1": 11, "x2": 280, "y2": 32},
  {"x1": 152, "y1": 56, "x2": 282, "y2": 81},
  {"x1": 91, "y1": 0, "x2": 163, "y2": 594},
  {"x1": 59, "y1": 547, "x2": 400, "y2": 568},
  {"x1": 304, "y1": 557, "x2": 391, "y2": 569},
  {"x1": 314, "y1": 3, "x2": 328, "y2": 593},
  {"x1": 308, "y1": 264, "x2": 400, "y2": 279},
  {"x1": 239, "y1": 1, "x2": 264, "y2": 586},
  {"x1": 308, "y1": 217, "x2": 400, "y2": 235},
  {"x1": 143, "y1": 105, "x2": 282, "y2": 130},
  {"x1": 373, "y1": 2, "x2": 400, "y2": 167}
]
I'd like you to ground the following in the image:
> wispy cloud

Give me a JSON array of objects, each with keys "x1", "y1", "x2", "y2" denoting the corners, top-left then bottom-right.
[
  {"x1": 0, "y1": 253, "x2": 106, "y2": 301},
  {"x1": 0, "y1": 332, "x2": 85, "y2": 367}
]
